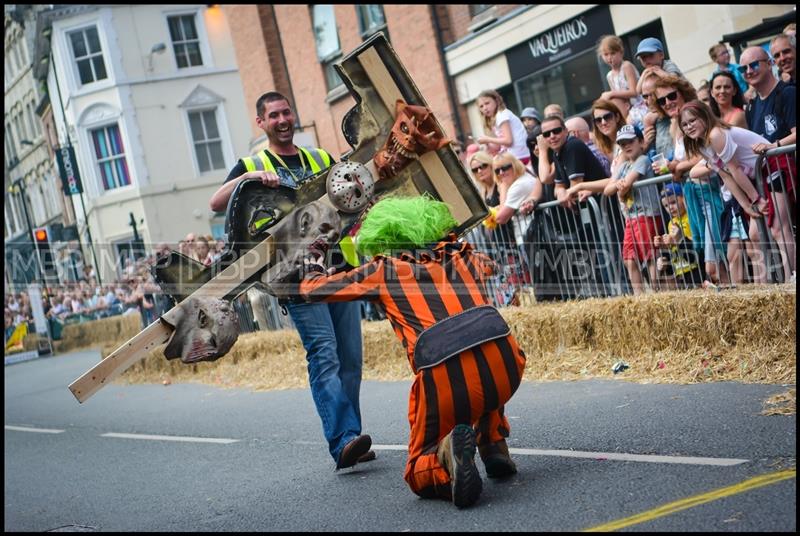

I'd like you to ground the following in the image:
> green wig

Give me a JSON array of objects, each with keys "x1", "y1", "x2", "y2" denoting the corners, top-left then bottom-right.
[{"x1": 356, "y1": 195, "x2": 458, "y2": 257}]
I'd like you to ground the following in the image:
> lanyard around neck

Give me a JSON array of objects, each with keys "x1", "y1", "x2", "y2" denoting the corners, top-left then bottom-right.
[{"x1": 266, "y1": 147, "x2": 306, "y2": 183}]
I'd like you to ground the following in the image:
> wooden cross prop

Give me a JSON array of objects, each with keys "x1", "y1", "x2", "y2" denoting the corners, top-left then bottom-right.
[{"x1": 68, "y1": 33, "x2": 488, "y2": 403}]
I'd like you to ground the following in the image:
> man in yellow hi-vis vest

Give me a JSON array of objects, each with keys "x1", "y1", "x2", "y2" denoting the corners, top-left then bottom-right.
[{"x1": 209, "y1": 92, "x2": 373, "y2": 470}]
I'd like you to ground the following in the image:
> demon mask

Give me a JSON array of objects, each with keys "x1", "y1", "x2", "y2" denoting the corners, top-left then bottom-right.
[{"x1": 373, "y1": 100, "x2": 449, "y2": 182}]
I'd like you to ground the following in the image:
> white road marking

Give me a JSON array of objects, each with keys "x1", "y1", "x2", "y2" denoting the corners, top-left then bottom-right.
[
  {"x1": 5, "y1": 425, "x2": 65, "y2": 434},
  {"x1": 100, "y1": 432, "x2": 238, "y2": 444},
  {"x1": 369, "y1": 444, "x2": 748, "y2": 466}
]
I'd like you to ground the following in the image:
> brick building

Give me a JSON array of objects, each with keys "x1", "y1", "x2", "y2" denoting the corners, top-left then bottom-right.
[{"x1": 222, "y1": 4, "x2": 518, "y2": 156}]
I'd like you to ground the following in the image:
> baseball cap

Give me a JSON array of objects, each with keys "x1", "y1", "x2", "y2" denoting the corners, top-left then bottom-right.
[
  {"x1": 661, "y1": 182, "x2": 683, "y2": 197},
  {"x1": 616, "y1": 124, "x2": 642, "y2": 142},
  {"x1": 636, "y1": 37, "x2": 664, "y2": 57},
  {"x1": 520, "y1": 107, "x2": 542, "y2": 122}
]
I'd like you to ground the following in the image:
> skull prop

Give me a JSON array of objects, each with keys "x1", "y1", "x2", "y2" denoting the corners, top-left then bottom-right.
[
  {"x1": 326, "y1": 161, "x2": 375, "y2": 213},
  {"x1": 162, "y1": 297, "x2": 240, "y2": 364},
  {"x1": 373, "y1": 100, "x2": 450, "y2": 182},
  {"x1": 260, "y1": 199, "x2": 342, "y2": 299}
]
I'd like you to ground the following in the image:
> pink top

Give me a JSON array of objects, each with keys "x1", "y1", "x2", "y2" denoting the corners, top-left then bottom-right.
[{"x1": 722, "y1": 107, "x2": 744, "y2": 124}]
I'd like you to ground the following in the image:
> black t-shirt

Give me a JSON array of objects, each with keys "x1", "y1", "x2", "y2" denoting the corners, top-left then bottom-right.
[
  {"x1": 745, "y1": 80, "x2": 796, "y2": 143},
  {"x1": 550, "y1": 137, "x2": 608, "y2": 186},
  {"x1": 225, "y1": 150, "x2": 335, "y2": 188}
]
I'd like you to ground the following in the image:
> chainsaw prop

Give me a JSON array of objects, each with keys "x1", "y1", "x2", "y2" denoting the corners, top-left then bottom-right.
[{"x1": 68, "y1": 33, "x2": 487, "y2": 403}]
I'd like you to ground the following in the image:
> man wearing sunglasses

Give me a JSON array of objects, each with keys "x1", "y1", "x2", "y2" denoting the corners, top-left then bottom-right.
[
  {"x1": 537, "y1": 115, "x2": 608, "y2": 209},
  {"x1": 740, "y1": 46, "x2": 796, "y2": 154}
]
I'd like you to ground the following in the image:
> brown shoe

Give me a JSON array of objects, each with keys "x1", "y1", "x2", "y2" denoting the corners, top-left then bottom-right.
[
  {"x1": 336, "y1": 434, "x2": 372, "y2": 470},
  {"x1": 478, "y1": 439, "x2": 517, "y2": 478},
  {"x1": 436, "y1": 425, "x2": 482, "y2": 508},
  {"x1": 358, "y1": 450, "x2": 376, "y2": 463}
]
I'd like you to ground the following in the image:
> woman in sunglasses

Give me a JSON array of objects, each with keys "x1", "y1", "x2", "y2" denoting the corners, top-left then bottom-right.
[
  {"x1": 654, "y1": 74, "x2": 728, "y2": 286},
  {"x1": 470, "y1": 150, "x2": 515, "y2": 248},
  {"x1": 590, "y1": 99, "x2": 627, "y2": 177},
  {"x1": 681, "y1": 100, "x2": 794, "y2": 283},
  {"x1": 492, "y1": 152, "x2": 540, "y2": 227},
  {"x1": 708, "y1": 71, "x2": 747, "y2": 128}
]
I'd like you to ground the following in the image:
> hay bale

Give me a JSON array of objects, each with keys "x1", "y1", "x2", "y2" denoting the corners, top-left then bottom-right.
[
  {"x1": 117, "y1": 285, "x2": 795, "y2": 389},
  {"x1": 58, "y1": 313, "x2": 143, "y2": 354}
]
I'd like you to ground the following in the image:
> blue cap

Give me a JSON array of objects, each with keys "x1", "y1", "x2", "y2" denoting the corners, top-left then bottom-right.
[
  {"x1": 520, "y1": 107, "x2": 542, "y2": 122},
  {"x1": 636, "y1": 37, "x2": 664, "y2": 57},
  {"x1": 662, "y1": 182, "x2": 683, "y2": 197},
  {"x1": 616, "y1": 124, "x2": 643, "y2": 142}
]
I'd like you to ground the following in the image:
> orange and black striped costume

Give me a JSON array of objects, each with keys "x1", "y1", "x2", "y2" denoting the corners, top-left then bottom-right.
[{"x1": 300, "y1": 233, "x2": 526, "y2": 499}]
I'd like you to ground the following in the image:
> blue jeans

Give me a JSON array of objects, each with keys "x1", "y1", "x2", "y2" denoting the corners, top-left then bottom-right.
[
  {"x1": 683, "y1": 179, "x2": 726, "y2": 260},
  {"x1": 286, "y1": 301, "x2": 363, "y2": 463}
]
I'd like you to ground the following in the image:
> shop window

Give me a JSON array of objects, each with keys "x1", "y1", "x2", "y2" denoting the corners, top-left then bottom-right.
[{"x1": 514, "y1": 49, "x2": 605, "y2": 119}]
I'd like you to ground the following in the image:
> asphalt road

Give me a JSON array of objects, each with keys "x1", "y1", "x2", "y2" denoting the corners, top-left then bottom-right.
[{"x1": 4, "y1": 350, "x2": 796, "y2": 532}]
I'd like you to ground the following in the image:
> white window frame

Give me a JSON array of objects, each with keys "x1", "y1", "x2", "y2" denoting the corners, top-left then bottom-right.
[
  {"x1": 65, "y1": 24, "x2": 109, "y2": 88},
  {"x1": 181, "y1": 102, "x2": 233, "y2": 177},
  {"x1": 162, "y1": 8, "x2": 214, "y2": 72},
  {"x1": 186, "y1": 107, "x2": 227, "y2": 174},
  {"x1": 57, "y1": 17, "x2": 115, "y2": 95},
  {"x1": 88, "y1": 122, "x2": 133, "y2": 193}
]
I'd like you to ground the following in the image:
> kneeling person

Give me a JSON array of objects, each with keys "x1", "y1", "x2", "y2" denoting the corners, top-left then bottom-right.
[{"x1": 300, "y1": 196, "x2": 527, "y2": 508}]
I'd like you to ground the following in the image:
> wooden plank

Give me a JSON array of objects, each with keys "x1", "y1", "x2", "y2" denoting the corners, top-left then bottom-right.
[
  {"x1": 68, "y1": 319, "x2": 174, "y2": 403},
  {"x1": 356, "y1": 48, "x2": 472, "y2": 224},
  {"x1": 69, "y1": 237, "x2": 275, "y2": 403}
]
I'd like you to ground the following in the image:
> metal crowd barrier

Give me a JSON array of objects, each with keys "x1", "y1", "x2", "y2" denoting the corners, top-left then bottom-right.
[
  {"x1": 469, "y1": 146, "x2": 796, "y2": 307},
  {"x1": 159, "y1": 146, "x2": 799, "y2": 330},
  {"x1": 752, "y1": 144, "x2": 796, "y2": 284}
]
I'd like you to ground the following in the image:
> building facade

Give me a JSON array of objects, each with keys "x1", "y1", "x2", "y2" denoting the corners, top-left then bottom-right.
[
  {"x1": 31, "y1": 4, "x2": 251, "y2": 283},
  {"x1": 5, "y1": 5, "x2": 69, "y2": 290},
  {"x1": 222, "y1": 4, "x2": 795, "y2": 152},
  {"x1": 443, "y1": 4, "x2": 795, "y2": 135}
]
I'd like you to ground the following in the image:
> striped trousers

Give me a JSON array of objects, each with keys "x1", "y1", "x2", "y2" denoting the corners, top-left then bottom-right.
[{"x1": 403, "y1": 334, "x2": 526, "y2": 499}]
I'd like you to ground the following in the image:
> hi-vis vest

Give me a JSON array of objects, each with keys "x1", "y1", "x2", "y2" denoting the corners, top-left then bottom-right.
[
  {"x1": 241, "y1": 147, "x2": 331, "y2": 178},
  {"x1": 240, "y1": 146, "x2": 360, "y2": 266}
]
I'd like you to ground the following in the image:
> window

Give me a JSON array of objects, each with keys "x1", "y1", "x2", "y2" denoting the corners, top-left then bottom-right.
[
  {"x1": 470, "y1": 5, "x2": 493, "y2": 17},
  {"x1": 168, "y1": 14, "x2": 203, "y2": 68},
  {"x1": 26, "y1": 101, "x2": 39, "y2": 139},
  {"x1": 90, "y1": 124, "x2": 131, "y2": 191},
  {"x1": 356, "y1": 5, "x2": 388, "y2": 41},
  {"x1": 312, "y1": 5, "x2": 343, "y2": 91},
  {"x1": 514, "y1": 49, "x2": 606, "y2": 119},
  {"x1": 68, "y1": 26, "x2": 108, "y2": 86},
  {"x1": 188, "y1": 109, "x2": 225, "y2": 173}
]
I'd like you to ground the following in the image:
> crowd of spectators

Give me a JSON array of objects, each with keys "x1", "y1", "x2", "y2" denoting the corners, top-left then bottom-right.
[
  {"x1": 3, "y1": 231, "x2": 230, "y2": 345},
  {"x1": 464, "y1": 26, "x2": 796, "y2": 296},
  {"x1": 5, "y1": 28, "x2": 797, "y2": 346}
]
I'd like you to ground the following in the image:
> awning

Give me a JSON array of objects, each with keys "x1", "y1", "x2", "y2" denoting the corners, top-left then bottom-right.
[{"x1": 722, "y1": 10, "x2": 796, "y2": 58}]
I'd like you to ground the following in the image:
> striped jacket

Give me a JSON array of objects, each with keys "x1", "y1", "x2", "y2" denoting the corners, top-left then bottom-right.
[{"x1": 299, "y1": 233, "x2": 497, "y2": 371}]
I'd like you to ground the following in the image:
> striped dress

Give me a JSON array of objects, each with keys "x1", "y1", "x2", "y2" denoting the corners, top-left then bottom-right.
[{"x1": 300, "y1": 233, "x2": 526, "y2": 499}]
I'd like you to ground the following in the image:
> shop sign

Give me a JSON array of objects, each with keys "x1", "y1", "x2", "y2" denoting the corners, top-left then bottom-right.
[
  {"x1": 56, "y1": 145, "x2": 83, "y2": 195},
  {"x1": 506, "y1": 6, "x2": 614, "y2": 79}
]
